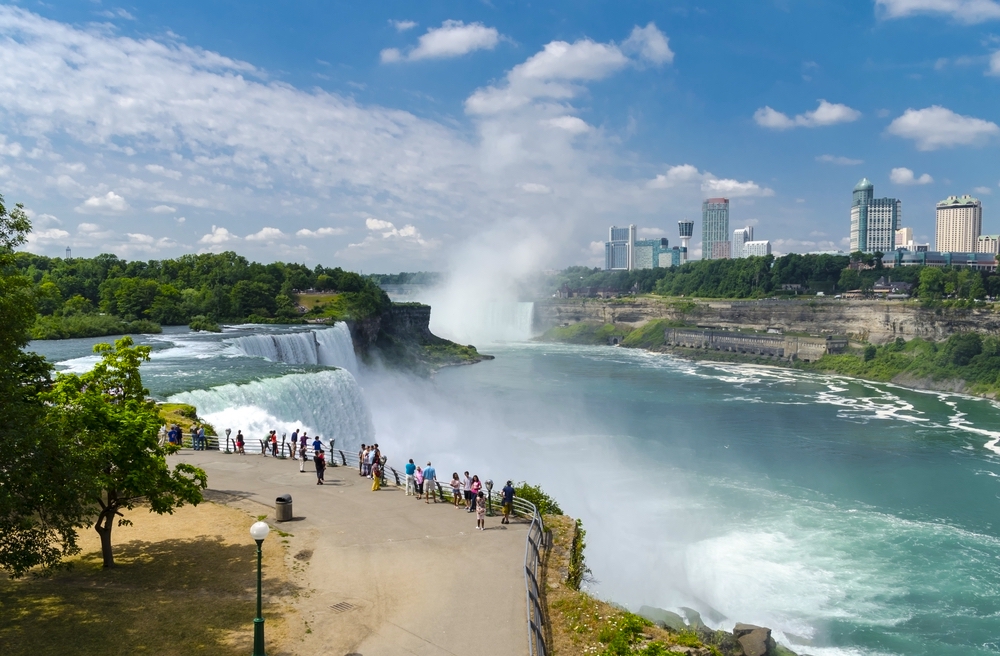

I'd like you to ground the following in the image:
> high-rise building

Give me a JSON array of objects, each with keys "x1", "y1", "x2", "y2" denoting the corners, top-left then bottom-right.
[
  {"x1": 702, "y1": 198, "x2": 730, "y2": 260},
  {"x1": 743, "y1": 240, "x2": 772, "y2": 257},
  {"x1": 935, "y1": 195, "x2": 982, "y2": 253},
  {"x1": 633, "y1": 238, "x2": 672, "y2": 269},
  {"x1": 895, "y1": 227, "x2": 913, "y2": 249},
  {"x1": 732, "y1": 226, "x2": 753, "y2": 258},
  {"x1": 976, "y1": 234, "x2": 999, "y2": 255},
  {"x1": 65, "y1": 246, "x2": 72, "y2": 259},
  {"x1": 605, "y1": 224, "x2": 636, "y2": 270},
  {"x1": 678, "y1": 220, "x2": 693, "y2": 263},
  {"x1": 850, "y1": 178, "x2": 899, "y2": 253}
]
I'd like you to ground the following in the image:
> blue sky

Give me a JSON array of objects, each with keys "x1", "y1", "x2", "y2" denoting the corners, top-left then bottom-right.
[{"x1": 1, "y1": 0, "x2": 998, "y2": 270}]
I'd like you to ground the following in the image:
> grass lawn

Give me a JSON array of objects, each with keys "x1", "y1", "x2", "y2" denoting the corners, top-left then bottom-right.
[
  {"x1": 0, "y1": 502, "x2": 297, "y2": 656},
  {"x1": 295, "y1": 292, "x2": 341, "y2": 311}
]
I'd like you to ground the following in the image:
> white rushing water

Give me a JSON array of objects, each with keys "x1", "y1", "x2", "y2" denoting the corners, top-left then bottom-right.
[
  {"x1": 230, "y1": 322, "x2": 358, "y2": 374},
  {"x1": 428, "y1": 300, "x2": 535, "y2": 344},
  {"x1": 168, "y1": 369, "x2": 374, "y2": 451}
]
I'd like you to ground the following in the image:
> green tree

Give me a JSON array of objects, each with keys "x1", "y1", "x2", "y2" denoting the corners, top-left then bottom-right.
[
  {"x1": 230, "y1": 279, "x2": 276, "y2": 317},
  {"x1": 43, "y1": 337, "x2": 208, "y2": 568},
  {"x1": 0, "y1": 195, "x2": 93, "y2": 577},
  {"x1": 918, "y1": 267, "x2": 945, "y2": 300},
  {"x1": 35, "y1": 279, "x2": 64, "y2": 315}
]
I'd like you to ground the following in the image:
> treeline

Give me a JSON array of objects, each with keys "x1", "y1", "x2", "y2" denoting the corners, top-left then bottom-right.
[
  {"x1": 16, "y1": 250, "x2": 390, "y2": 339},
  {"x1": 551, "y1": 253, "x2": 1000, "y2": 302},
  {"x1": 367, "y1": 271, "x2": 442, "y2": 286}
]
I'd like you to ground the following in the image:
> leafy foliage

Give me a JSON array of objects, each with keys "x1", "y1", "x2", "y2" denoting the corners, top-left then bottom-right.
[{"x1": 514, "y1": 481, "x2": 563, "y2": 515}]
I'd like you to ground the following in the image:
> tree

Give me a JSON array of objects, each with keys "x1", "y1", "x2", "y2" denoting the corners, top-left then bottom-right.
[
  {"x1": 0, "y1": 195, "x2": 93, "y2": 577},
  {"x1": 43, "y1": 337, "x2": 208, "y2": 568}
]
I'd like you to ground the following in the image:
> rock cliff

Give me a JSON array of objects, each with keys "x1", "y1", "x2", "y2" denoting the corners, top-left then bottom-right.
[{"x1": 534, "y1": 297, "x2": 1000, "y2": 345}]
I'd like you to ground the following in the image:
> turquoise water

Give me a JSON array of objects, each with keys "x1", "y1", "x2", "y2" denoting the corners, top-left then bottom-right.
[{"x1": 30, "y1": 331, "x2": 1000, "y2": 656}]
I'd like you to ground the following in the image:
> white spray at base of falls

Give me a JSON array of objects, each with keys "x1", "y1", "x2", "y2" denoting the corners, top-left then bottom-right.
[
  {"x1": 167, "y1": 369, "x2": 374, "y2": 452},
  {"x1": 230, "y1": 322, "x2": 358, "y2": 373},
  {"x1": 426, "y1": 298, "x2": 536, "y2": 344}
]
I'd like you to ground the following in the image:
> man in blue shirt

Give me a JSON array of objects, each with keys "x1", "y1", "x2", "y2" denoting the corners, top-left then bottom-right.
[
  {"x1": 404, "y1": 459, "x2": 416, "y2": 496},
  {"x1": 423, "y1": 462, "x2": 437, "y2": 503},
  {"x1": 311, "y1": 435, "x2": 321, "y2": 457},
  {"x1": 501, "y1": 480, "x2": 516, "y2": 524}
]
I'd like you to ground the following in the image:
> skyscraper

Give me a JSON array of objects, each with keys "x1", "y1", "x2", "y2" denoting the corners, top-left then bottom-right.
[
  {"x1": 605, "y1": 224, "x2": 636, "y2": 270},
  {"x1": 732, "y1": 226, "x2": 753, "y2": 258},
  {"x1": 935, "y1": 195, "x2": 982, "y2": 253},
  {"x1": 850, "y1": 178, "x2": 899, "y2": 253},
  {"x1": 702, "y1": 198, "x2": 730, "y2": 260},
  {"x1": 678, "y1": 220, "x2": 693, "y2": 263}
]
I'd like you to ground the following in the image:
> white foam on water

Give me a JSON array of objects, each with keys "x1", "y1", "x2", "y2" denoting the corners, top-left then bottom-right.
[{"x1": 229, "y1": 323, "x2": 358, "y2": 373}]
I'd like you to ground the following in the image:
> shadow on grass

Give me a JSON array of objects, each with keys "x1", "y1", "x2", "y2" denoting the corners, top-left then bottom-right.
[{"x1": 0, "y1": 535, "x2": 300, "y2": 656}]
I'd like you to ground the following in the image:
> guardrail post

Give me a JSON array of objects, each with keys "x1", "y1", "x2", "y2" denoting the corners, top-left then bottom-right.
[{"x1": 339, "y1": 450, "x2": 346, "y2": 466}]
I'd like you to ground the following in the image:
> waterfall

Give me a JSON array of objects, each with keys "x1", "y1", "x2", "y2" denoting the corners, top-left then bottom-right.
[
  {"x1": 168, "y1": 370, "x2": 374, "y2": 453},
  {"x1": 429, "y1": 300, "x2": 535, "y2": 344},
  {"x1": 230, "y1": 323, "x2": 358, "y2": 374}
]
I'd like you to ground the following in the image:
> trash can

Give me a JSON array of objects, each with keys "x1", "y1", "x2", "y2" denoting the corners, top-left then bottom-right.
[{"x1": 275, "y1": 494, "x2": 292, "y2": 522}]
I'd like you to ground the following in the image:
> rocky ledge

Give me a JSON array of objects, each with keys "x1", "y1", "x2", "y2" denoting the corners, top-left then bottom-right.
[{"x1": 639, "y1": 606, "x2": 801, "y2": 656}]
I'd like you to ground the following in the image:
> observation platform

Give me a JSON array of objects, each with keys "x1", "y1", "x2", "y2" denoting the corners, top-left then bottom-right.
[{"x1": 173, "y1": 449, "x2": 530, "y2": 656}]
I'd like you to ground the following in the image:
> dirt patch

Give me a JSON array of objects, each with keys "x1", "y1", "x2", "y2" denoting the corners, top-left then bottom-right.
[{"x1": 1, "y1": 502, "x2": 300, "y2": 656}]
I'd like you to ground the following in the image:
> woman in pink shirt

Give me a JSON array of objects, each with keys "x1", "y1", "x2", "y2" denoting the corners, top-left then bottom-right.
[
  {"x1": 470, "y1": 475, "x2": 482, "y2": 513},
  {"x1": 414, "y1": 466, "x2": 424, "y2": 500}
]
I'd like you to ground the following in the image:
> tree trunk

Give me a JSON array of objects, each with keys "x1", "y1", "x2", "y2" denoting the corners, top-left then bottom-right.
[{"x1": 95, "y1": 503, "x2": 117, "y2": 568}]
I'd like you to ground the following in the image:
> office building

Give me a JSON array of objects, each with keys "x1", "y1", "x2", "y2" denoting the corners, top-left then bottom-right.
[
  {"x1": 633, "y1": 238, "x2": 673, "y2": 269},
  {"x1": 703, "y1": 198, "x2": 730, "y2": 260},
  {"x1": 605, "y1": 224, "x2": 636, "y2": 270},
  {"x1": 977, "y1": 234, "x2": 999, "y2": 255},
  {"x1": 743, "y1": 240, "x2": 772, "y2": 257},
  {"x1": 895, "y1": 227, "x2": 912, "y2": 248},
  {"x1": 935, "y1": 195, "x2": 982, "y2": 253},
  {"x1": 883, "y1": 249, "x2": 996, "y2": 271},
  {"x1": 732, "y1": 226, "x2": 753, "y2": 258},
  {"x1": 850, "y1": 178, "x2": 900, "y2": 253}
]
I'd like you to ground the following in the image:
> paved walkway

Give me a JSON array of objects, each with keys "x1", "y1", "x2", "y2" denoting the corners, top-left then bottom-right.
[{"x1": 174, "y1": 450, "x2": 528, "y2": 656}]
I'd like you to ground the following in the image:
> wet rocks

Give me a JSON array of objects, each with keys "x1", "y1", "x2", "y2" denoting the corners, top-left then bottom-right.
[{"x1": 733, "y1": 623, "x2": 776, "y2": 656}]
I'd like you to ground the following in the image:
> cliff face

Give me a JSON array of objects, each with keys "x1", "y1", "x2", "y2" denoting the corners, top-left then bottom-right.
[{"x1": 534, "y1": 297, "x2": 1000, "y2": 345}]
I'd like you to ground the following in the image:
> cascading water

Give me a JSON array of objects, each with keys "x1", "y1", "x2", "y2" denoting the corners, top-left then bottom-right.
[
  {"x1": 168, "y1": 369, "x2": 373, "y2": 453},
  {"x1": 428, "y1": 300, "x2": 535, "y2": 344},
  {"x1": 230, "y1": 323, "x2": 358, "y2": 374}
]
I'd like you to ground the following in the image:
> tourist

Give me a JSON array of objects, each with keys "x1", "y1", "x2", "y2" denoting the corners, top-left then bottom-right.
[
  {"x1": 450, "y1": 473, "x2": 462, "y2": 507},
  {"x1": 501, "y1": 481, "x2": 515, "y2": 524},
  {"x1": 366, "y1": 446, "x2": 376, "y2": 478},
  {"x1": 199, "y1": 426, "x2": 207, "y2": 451},
  {"x1": 414, "y1": 466, "x2": 424, "y2": 500},
  {"x1": 462, "y1": 471, "x2": 472, "y2": 510},
  {"x1": 423, "y1": 461, "x2": 437, "y2": 503},
  {"x1": 236, "y1": 430, "x2": 245, "y2": 455},
  {"x1": 270, "y1": 430, "x2": 279, "y2": 457},
  {"x1": 311, "y1": 434, "x2": 321, "y2": 457},
  {"x1": 371, "y1": 458, "x2": 381, "y2": 491},
  {"x1": 190, "y1": 425, "x2": 198, "y2": 449},
  {"x1": 470, "y1": 475, "x2": 482, "y2": 513},
  {"x1": 290, "y1": 429, "x2": 299, "y2": 458},
  {"x1": 299, "y1": 442, "x2": 307, "y2": 472},
  {"x1": 476, "y1": 491, "x2": 486, "y2": 530},
  {"x1": 299, "y1": 431, "x2": 307, "y2": 461},
  {"x1": 358, "y1": 444, "x2": 366, "y2": 476},
  {"x1": 314, "y1": 448, "x2": 326, "y2": 485},
  {"x1": 405, "y1": 459, "x2": 416, "y2": 496}
]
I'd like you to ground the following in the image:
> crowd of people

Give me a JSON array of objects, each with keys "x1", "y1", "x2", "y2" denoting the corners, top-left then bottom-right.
[{"x1": 162, "y1": 424, "x2": 210, "y2": 450}]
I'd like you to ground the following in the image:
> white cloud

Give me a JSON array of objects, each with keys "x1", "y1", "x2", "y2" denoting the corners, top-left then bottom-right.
[
  {"x1": 886, "y1": 105, "x2": 1000, "y2": 150},
  {"x1": 390, "y1": 20, "x2": 417, "y2": 32},
  {"x1": 876, "y1": 0, "x2": 1000, "y2": 23},
  {"x1": 647, "y1": 164, "x2": 774, "y2": 197},
  {"x1": 518, "y1": 183, "x2": 551, "y2": 194},
  {"x1": 383, "y1": 20, "x2": 500, "y2": 63},
  {"x1": 637, "y1": 227, "x2": 667, "y2": 237},
  {"x1": 296, "y1": 227, "x2": 347, "y2": 237},
  {"x1": 465, "y1": 25, "x2": 671, "y2": 115},
  {"x1": 77, "y1": 222, "x2": 101, "y2": 233},
  {"x1": 622, "y1": 22, "x2": 674, "y2": 65},
  {"x1": 0, "y1": 135, "x2": 23, "y2": 156},
  {"x1": 754, "y1": 100, "x2": 861, "y2": 130},
  {"x1": 890, "y1": 167, "x2": 934, "y2": 185},
  {"x1": 546, "y1": 116, "x2": 591, "y2": 133},
  {"x1": 344, "y1": 217, "x2": 437, "y2": 255},
  {"x1": 27, "y1": 227, "x2": 70, "y2": 245},
  {"x1": 145, "y1": 164, "x2": 182, "y2": 179},
  {"x1": 974, "y1": 185, "x2": 993, "y2": 194},
  {"x1": 175, "y1": 216, "x2": 186, "y2": 224},
  {"x1": 118, "y1": 232, "x2": 179, "y2": 254},
  {"x1": 75, "y1": 191, "x2": 129, "y2": 213},
  {"x1": 817, "y1": 154, "x2": 864, "y2": 165},
  {"x1": 989, "y1": 50, "x2": 1000, "y2": 75},
  {"x1": 245, "y1": 226, "x2": 287, "y2": 241},
  {"x1": 151, "y1": 204, "x2": 176, "y2": 213},
  {"x1": 198, "y1": 225, "x2": 239, "y2": 244}
]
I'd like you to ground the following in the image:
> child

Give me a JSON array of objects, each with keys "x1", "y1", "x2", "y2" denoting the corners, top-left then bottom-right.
[
  {"x1": 475, "y1": 491, "x2": 486, "y2": 530},
  {"x1": 450, "y1": 473, "x2": 462, "y2": 507}
]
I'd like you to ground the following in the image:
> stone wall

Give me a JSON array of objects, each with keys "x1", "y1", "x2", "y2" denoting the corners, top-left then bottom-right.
[
  {"x1": 664, "y1": 328, "x2": 846, "y2": 361},
  {"x1": 534, "y1": 297, "x2": 1000, "y2": 345}
]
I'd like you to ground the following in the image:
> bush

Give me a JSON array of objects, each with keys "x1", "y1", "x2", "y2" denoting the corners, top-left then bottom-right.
[
  {"x1": 514, "y1": 481, "x2": 563, "y2": 515},
  {"x1": 863, "y1": 344, "x2": 877, "y2": 362},
  {"x1": 188, "y1": 316, "x2": 221, "y2": 333}
]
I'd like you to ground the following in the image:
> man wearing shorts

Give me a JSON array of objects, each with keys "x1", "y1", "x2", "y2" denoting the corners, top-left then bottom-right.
[
  {"x1": 501, "y1": 480, "x2": 516, "y2": 524},
  {"x1": 423, "y1": 462, "x2": 437, "y2": 503}
]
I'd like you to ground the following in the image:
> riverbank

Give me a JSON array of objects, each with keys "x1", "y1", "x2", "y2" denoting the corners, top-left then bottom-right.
[{"x1": 538, "y1": 320, "x2": 1000, "y2": 400}]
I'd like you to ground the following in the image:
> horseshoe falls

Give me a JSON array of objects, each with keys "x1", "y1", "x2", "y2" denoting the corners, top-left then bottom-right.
[{"x1": 29, "y1": 328, "x2": 1000, "y2": 656}]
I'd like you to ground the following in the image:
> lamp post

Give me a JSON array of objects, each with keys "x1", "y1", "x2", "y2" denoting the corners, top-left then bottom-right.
[
  {"x1": 485, "y1": 479, "x2": 494, "y2": 517},
  {"x1": 250, "y1": 521, "x2": 270, "y2": 656}
]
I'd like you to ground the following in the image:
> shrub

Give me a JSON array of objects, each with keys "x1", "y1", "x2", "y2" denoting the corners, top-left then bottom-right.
[{"x1": 514, "y1": 481, "x2": 563, "y2": 515}]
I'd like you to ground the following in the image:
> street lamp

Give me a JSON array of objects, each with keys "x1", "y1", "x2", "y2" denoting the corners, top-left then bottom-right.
[{"x1": 250, "y1": 521, "x2": 270, "y2": 656}]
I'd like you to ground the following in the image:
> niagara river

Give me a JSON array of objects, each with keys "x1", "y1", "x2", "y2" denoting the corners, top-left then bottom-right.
[{"x1": 30, "y1": 324, "x2": 1000, "y2": 656}]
